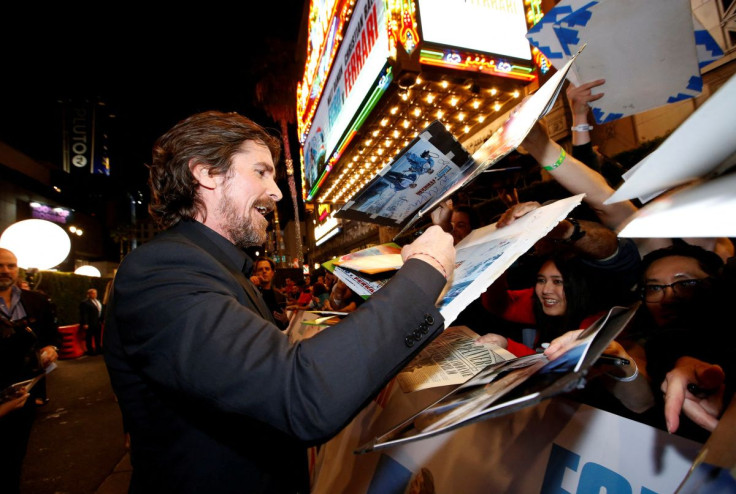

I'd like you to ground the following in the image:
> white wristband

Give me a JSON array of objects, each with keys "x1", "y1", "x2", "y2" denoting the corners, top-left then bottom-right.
[{"x1": 571, "y1": 124, "x2": 594, "y2": 132}]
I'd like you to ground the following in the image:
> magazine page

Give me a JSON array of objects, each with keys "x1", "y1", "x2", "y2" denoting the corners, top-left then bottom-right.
[
  {"x1": 331, "y1": 243, "x2": 403, "y2": 274},
  {"x1": 322, "y1": 243, "x2": 401, "y2": 299},
  {"x1": 329, "y1": 195, "x2": 584, "y2": 314},
  {"x1": 337, "y1": 120, "x2": 474, "y2": 228},
  {"x1": 396, "y1": 326, "x2": 516, "y2": 393},
  {"x1": 357, "y1": 304, "x2": 639, "y2": 452},
  {"x1": 331, "y1": 266, "x2": 391, "y2": 300},
  {"x1": 438, "y1": 194, "x2": 584, "y2": 327}
]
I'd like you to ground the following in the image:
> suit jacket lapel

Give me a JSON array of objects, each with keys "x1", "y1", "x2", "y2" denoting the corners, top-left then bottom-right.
[{"x1": 175, "y1": 222, "x2": 274, "y2": 322}]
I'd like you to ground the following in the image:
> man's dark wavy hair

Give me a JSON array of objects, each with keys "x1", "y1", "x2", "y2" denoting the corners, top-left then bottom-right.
[{"x1": 147, "y1": 111, "x2": 281, "y2": 229}]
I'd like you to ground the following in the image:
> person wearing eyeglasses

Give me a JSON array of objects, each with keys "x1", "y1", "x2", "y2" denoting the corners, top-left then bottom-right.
[
  {"x1": 639, "y1": 244, "x2": 721, "y2": 329},
  {"x1": 633, "y1": 243, "x2": 734, "y2": 440}
]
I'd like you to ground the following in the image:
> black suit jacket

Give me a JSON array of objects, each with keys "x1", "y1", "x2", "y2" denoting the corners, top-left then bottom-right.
[
  {"x1": 79, "y1": 298, "x2": 103, "y2": 330},
  {"x1": 19, "y1": 290, "x2": 58, "y2": 349},
  {"x1": 0, "y1": 290, "x2": 58, "y2": 388},
  {"x1": 104, "y1": 220, "x2": 446, "y2": 493}
]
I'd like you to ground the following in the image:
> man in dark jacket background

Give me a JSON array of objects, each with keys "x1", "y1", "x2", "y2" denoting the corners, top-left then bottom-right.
[{"x1": 79, "y1": 288, "x2": 103, "y2": 355}]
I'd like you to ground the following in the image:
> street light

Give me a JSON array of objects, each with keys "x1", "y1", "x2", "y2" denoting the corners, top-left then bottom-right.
[
  {"x1": 75, "y1": 265, "x2": 101, "y2": 277},
  {"x1": 0, "y1": 219, "x2": 71, "y2": 269},
  {"x1": 0, "y1": 219, "x2": 71, "y2": 287}
]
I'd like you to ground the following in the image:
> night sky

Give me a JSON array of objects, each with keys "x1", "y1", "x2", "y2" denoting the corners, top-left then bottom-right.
[{"x1": 2, "y1": 5, "x2": 307, "y2": 204}]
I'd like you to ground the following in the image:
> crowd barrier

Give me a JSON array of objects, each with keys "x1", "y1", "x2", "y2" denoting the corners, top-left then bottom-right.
[
  {"x1": 57, "y1": 324, "x2": 86, "y2": 359},
  {"x1": 311, "y1": 380, "x2": 703, "y2": 493}
]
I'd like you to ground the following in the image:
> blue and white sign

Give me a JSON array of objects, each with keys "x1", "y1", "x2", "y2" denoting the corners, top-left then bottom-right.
[{"x1": 526, "y1": 0, "x2": 724, "y2": 124}]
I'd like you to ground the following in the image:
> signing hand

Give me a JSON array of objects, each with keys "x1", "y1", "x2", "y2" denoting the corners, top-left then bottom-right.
[{"x1": 402, "y1": 225, "x2": 456, "y2": 279}]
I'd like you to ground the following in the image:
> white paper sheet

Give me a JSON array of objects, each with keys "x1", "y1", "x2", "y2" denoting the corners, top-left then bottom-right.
[
  {"x1": 606, "y1": 73, "x2": 736, "y2": 204},
  {"x1": 618, "y1": 173, "x2": 736, "y2": 238}
]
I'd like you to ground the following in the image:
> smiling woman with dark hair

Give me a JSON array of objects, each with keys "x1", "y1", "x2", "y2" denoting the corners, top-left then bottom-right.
[{"x1": 478, "y1": 254, "x2": 605, "y2": 357}]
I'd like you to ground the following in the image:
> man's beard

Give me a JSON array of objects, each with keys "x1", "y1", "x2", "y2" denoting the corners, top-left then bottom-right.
[
  {"x1": 0, "y1": 275, "x2": 16, "y2": 290},
  {"x1": 216, "y1": 191, "x2": 274, "y2": 249}
]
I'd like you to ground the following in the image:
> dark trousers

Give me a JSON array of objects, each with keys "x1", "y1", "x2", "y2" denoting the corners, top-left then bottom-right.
[
  {"x1": 86, "y1": 324, "x2": 102, "y2": 354},
  {"x1": 0, "y1": 402, "x2": 36, "y2": 493}
]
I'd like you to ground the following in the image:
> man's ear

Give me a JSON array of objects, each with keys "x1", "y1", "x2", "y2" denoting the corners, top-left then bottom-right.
[{"x1": 189, "y1": 160, "x2": 217, "y2": 190}]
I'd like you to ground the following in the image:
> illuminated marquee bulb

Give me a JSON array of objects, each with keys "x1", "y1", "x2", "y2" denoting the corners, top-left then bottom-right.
[
  {"x1": 441, "y1": 81, "x2": 448, "y2": 89},
  {"x1": 450, "y1": 97, "x2": 458, "y2": 106},
  {"x1": 513, "y1": 90, "x2": 520, "y2": 98},
  {"x1": 413, "y1": 107, "x2": 421, "y2": 117},
  {"x1": 393, "y1": 130, "x2": 400, "y2": 138},
  {"x1": 478, "y1": 115, "x2": 485, "y2": 123},
  {"x1": 426, "y1": 93, "x2": 435, "y2": 104},
  {"x1": 437, "y1": 110, "x2": 444, "y2": 119},
  {"x1": 458, "y1": 112, "x2": 465, "y2": 121},
  {"x1": 473, "y1": 100, "x2": 480, "y2": 109},
  {"x1": 490, "y1": 88, "x2": 498, "y2": 96},
  {"x1": 494, "y1": 102, "x2": 501, "y2": 111},
  {"x1": 380, "y1": 118, "x2": 389, "y2": 126},
  {"x1": 402, "y1": 120, "x2": 410, "y2": 128},
  {"x1": 390, "y1": 106, "x2": 399, "y2": 114}
]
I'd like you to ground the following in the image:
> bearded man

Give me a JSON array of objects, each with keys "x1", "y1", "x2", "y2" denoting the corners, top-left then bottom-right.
[{"x1": 104, "y1": 111, "x2": 455, "y2": 494}]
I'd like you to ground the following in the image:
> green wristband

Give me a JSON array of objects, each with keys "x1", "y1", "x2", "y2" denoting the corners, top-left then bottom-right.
[{"x1": 543, "y1": 147, "x2": 566, "y2": 171}]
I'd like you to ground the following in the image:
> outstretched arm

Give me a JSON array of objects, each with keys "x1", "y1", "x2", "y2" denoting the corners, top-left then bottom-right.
[
  {"x1": 497, "y1": 201, "x2": 621, "y2": 260},
  {"x1": 520, "y1": 122, "x2": 638, "y2": 231}
]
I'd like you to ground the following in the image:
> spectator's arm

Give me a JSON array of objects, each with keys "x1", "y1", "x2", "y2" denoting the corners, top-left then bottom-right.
[
  {"x1": 546, "y1": 218, "x2": 620, "y2": 260},
  {"x1": 520, "y1": 121, "x2": 638, "y2": 231},
  {"x1": 497, "y1": 201, "x2": 621, "y2": 260},
  {"x1": 566, "y1": 79, "x2": 605, "y2": 147}
]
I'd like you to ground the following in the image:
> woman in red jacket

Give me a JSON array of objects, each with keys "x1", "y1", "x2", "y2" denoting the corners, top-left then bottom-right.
[{"x1": 479, "y1": 255, "x2": 606, "y2": 357}]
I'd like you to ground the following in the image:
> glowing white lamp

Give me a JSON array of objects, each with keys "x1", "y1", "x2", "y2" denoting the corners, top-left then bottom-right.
[
  {"x1": 0, "y1": 219, "x2": 71, "y2": 269},
  {"x1": 75, "y1": 265, "x2": 101, "y2": 277}
]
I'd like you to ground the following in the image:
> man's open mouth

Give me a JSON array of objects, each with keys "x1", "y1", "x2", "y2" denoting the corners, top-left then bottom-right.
[{"x1": 254, "y1": 201, "x2": 275, "y2": 216}]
